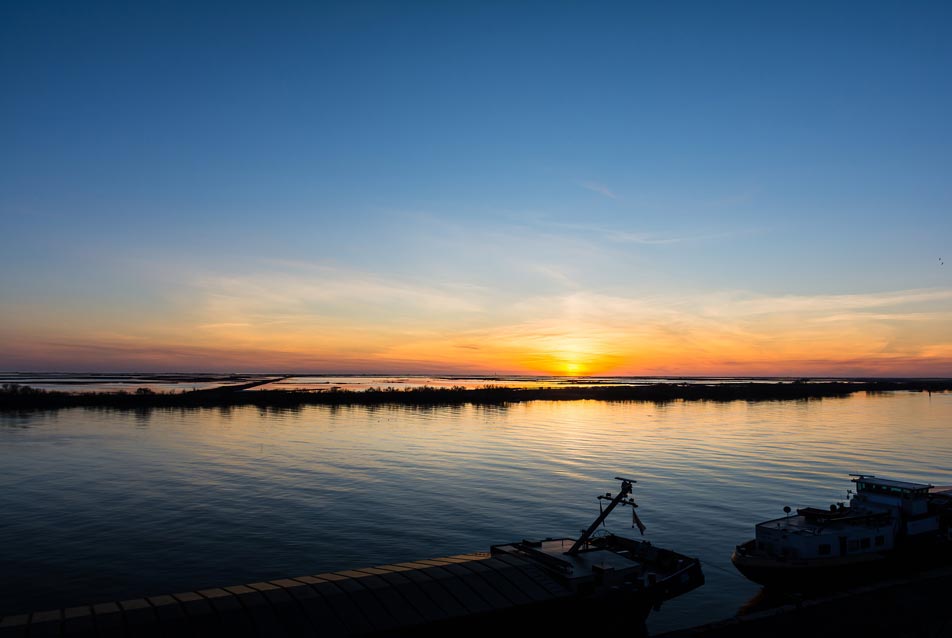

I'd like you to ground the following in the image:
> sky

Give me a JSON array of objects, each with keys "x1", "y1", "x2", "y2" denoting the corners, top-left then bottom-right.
[{"x1": 1, "y1": 1, "x2": 951, "y2": 376}]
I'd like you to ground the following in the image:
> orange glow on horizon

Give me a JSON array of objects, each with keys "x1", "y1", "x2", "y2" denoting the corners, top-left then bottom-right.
[
  {"x1": 3, "y1": 278, "x2": 952, "y2": 377},
  {"x1": 5, "y1": 333, "x2": 952, "y2": 377},
  {"x1": 6, "y1": 319, "x2": 952, "y2": 377}
]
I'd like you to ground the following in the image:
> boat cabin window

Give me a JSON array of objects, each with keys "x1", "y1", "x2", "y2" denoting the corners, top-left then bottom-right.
[
  {"x1": 875, "y1": 535, "x2": 885, "y2": 546},
  {"x1": 818, "y1": 543, "x2": 831, "y2": 555},
  {"x1": 855, "y1": 481, "x2": 929, "y2": 497},
  {"x1": 860, "y1": 538, "x2": 871, "y2": 549},
  {"x1": 848, "y1": 539, "x2": 860, "y2": 551}
]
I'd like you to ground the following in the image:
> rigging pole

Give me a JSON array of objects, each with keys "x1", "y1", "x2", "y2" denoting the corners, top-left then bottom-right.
[{"x1": 565, "y1": 477, "x2": 636, "y2": 556}]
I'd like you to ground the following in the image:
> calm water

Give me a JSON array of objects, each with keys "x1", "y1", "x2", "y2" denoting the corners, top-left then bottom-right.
[{"x1": 2, "y1": 391, "x2": 951, "y2": 633}]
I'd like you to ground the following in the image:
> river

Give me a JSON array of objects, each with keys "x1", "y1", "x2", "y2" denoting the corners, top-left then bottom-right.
[{"x1": 2, "y1": 390, "x2": 950, "y2": 633}]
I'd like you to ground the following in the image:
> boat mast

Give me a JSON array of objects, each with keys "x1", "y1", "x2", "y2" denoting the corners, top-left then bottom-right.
[{"x1": 565, "y1": 477, "x2": 637, "y2": 556}]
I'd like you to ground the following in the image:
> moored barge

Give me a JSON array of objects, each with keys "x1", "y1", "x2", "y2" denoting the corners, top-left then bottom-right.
[
  {"x1": 732, "y1": 474, "x2": 952, "y2": 590},
  {"x1": 1, "y1": 478, "x2": 703, "y2": 636}
]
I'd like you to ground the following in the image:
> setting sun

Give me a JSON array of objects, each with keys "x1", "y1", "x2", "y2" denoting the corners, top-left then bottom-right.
[{"x1": 562, "y1": 361, "x2": 586, "y2": 376}]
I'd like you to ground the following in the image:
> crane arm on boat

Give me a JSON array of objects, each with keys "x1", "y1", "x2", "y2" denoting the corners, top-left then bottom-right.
[{"x1": 566, "y1": 478, "x2": 642, "y2": 555}]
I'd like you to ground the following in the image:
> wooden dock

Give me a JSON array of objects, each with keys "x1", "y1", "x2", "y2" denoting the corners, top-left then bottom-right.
[{"x1": 0, "y1": 552, "x2": 579, "y2": 637}]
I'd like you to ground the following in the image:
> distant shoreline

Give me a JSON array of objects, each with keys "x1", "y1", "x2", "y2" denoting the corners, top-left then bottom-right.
[{"x1": 2, "y1": 379, "x2": 951, "y2": 411}]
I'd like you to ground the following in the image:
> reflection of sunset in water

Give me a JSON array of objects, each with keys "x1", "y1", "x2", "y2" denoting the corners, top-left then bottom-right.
[{"x1": 3, "y1": 392, "x2": 951, "y2": 632}]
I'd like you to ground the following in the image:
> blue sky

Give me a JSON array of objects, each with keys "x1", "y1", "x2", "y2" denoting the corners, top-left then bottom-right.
[{"x1": 1, "y1": 1, "x2": 950, "y2": 374}]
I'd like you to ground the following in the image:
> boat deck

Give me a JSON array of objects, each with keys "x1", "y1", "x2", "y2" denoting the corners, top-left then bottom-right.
[
  {"x1": 493, "y1": 538, "x2": 643, "y2": 581},
  {"x1": 0, "y1": 552, "x2": 576, "y2": 637},
  {"x1": 756, "y1": 510, "x2": 890, "y2": 537}
]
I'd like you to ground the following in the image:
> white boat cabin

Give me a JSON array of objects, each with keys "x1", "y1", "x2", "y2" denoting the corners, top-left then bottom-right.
[
  {"x1": 751, "y1": 476, "x2": 938, "y2": 561},
  {"x1": 851, "y1": 475, "x2": 939, "y2": 537}
]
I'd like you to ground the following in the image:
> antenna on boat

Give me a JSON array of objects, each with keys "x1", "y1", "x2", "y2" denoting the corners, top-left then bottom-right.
[{"x1": 565, "y1": 477, "x2": 643, "y2": 556}]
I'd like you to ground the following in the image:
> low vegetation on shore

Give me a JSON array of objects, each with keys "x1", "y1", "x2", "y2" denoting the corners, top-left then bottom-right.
[{"x1": 2, "y1": 379, "x2": 951, "y2": 411}]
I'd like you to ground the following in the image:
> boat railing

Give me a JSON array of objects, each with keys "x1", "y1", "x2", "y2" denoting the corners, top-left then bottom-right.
[{"x1": 796, "y1": 507, "x2": 892, "y2": 527}]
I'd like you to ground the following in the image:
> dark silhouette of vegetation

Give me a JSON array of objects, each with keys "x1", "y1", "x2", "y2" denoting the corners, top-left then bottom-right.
[
  {"x1": 1, "y1": 383, "x2": 50, "y2": 396},
  {"x1": 1, "y1": 379, "x2": 951, "y2": 411}
]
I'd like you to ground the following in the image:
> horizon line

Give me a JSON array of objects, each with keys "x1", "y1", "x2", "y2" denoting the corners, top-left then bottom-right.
[{"x1": 3, "y1": 371, "x2": 952, "y2": 381}]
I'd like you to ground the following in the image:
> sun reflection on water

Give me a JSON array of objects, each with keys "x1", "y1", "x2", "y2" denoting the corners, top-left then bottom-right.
[{"x1": 1, "y1": 392, "x2": 951, "y2": 632}]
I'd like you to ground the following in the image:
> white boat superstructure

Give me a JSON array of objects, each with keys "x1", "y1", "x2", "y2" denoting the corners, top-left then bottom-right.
[{"x1": 732, "y1": 475, "x2": 952, "y2": 589}]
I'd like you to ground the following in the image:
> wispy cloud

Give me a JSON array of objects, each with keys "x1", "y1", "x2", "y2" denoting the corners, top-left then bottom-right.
[
  {"x1": 547, "y1": 220, "x2": 757, "y2": 245},
  {"x1": 193, "y1": 263, "x2": 490, "y2": 322},
  {"x1": 577, "y1": 180, "x2": 619, "y2": 200},
  {"x1": 611, "y1": 228, "x2": 761, "y2": 245},
  {"x1": 525, "y1": 263, "x2": 578, "y2": 287},
  {"x1": 700, "y1": 288, "x2": 952, "y2": 318},
  {"x1": 813, "y1": 312, "x2": 952, "y2": 323},
  {"x1": 199, "y1": 322, "x2": 252, "y2": 329}
]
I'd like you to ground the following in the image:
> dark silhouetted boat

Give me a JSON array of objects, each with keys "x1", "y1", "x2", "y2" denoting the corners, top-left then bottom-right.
[
  {"x1": 492, "y1": 477, "x2": 704, "y2": 611},
  {"x1": 1, "y1": 477, "x2": 704, "y2": 636},
  {"x1": 732, "y1": 474, "x2": 952, "y2": 590}
]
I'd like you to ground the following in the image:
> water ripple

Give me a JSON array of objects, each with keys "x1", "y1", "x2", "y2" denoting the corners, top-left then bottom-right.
[{"x1": 1, "y1": 393, "x2": 951, "y2": 632}]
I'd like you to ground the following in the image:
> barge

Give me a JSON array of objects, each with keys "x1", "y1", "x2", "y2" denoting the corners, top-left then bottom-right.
[
  {"x1": 732, "y1": 474, "x2": 952, "y2": 590},
  {"x1": 0, "y1": 478, "x2": 703, "y2": 636}
]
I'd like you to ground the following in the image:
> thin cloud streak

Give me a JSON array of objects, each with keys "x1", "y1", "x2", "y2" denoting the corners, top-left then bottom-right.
[
  {"x1": 546, "y1": 220, "x2": 758, "y2": 245},
  {"x1": 701, "y1": 289, "x2": 952, "y2": 317},
  {"x1": 577, "y1": 180, "x2": 619, "y2": 200}
]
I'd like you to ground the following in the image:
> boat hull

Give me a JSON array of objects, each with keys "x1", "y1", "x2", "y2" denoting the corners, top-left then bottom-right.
[{"x1": 731, "y1": 540, "x2": 890, "y2": 590}]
